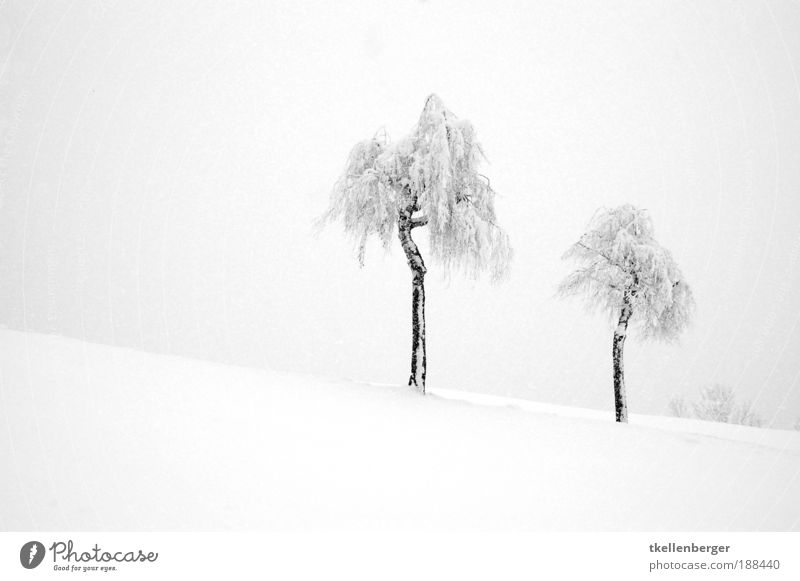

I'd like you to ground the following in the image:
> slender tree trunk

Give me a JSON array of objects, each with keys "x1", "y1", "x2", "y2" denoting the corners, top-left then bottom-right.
[
  {"x1": 612, "y1": 299, "x2": 632, "y2": 423},
  {"x1": 398, "y1": 194, "x2": 427, "y2": 393},
  {"x1": 408, "y1": 268, "x2": 426, "y2": 391}
]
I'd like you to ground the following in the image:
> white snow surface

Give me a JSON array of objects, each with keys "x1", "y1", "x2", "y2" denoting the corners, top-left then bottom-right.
[{"x1": 1, "y1": 329, "x2": 798, "y2": 531}]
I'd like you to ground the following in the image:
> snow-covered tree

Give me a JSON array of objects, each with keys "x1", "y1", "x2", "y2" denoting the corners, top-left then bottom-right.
[
  {"x1": 559, "y1": 205, "x2": 694, "y2": 422},
  {"x1": 321, "y1": 95, "x2": 512, "y2": 393},
  {"x1": 692, "y1": 384, "x2": 735, "y2": 423},
  {"x1": 667, "y1": 394, "x2": 689, "y2": 418},
  {"x1": 669, "y1": 386, "x2": 763, "y2": 426},
  {"x1": 730, "y1": 399, "x2": 763, "y2": 428}
]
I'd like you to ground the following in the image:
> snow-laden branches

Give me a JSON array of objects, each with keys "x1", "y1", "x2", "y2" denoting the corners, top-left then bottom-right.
[
  {"x1": 321, "y1": 94, "x2": 512, "y2": 280},
  {"x1": 559, "y1": 204, "x2": 694, "y2": 340}
]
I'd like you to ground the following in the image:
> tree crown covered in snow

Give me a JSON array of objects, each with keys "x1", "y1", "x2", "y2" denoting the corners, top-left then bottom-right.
[
  {"x1": 559, "y1": 204, "x2": 694, "y2": 340},
  {"x1": 321, "y1": 94, "x2": 511, "y2": 280}
]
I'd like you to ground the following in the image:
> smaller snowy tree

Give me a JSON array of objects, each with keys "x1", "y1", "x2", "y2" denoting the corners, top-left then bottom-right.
[
  {"x1": 667, "y1": 394, "x2": 689, "y2": 418},
  {"x1": 692, "y1": 384, "x2": 735, "y2": 423},
  {"x1": 320, "y1": 95, "x2": 511, "y2": 393},
  {"x1": 730, "y1": 399, "x2": 763, "y2": 428},
  {"x1": 559, "y1": 205, "x2": 694, "y2": 422}
]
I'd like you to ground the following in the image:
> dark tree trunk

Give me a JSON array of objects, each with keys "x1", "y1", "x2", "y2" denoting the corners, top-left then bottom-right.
[
  {"x1": 408, "y1": 268, "x2": 426, "y2": 391},
  {"x1": 398, "y1": 192, "x2": 427, "y2": 393},
  {"x1": 612, "y1": 297, "x2": 632, "y2": 423}
]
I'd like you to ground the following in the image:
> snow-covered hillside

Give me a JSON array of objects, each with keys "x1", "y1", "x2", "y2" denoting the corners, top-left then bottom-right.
[{"x1": 1, "y1": 330, "x2": 798, "y2": 531}]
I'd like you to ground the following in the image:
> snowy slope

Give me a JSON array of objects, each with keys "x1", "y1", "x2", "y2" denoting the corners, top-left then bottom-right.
[{"x1": 0, "y1": 329, "x2": 798, "y2": 531}]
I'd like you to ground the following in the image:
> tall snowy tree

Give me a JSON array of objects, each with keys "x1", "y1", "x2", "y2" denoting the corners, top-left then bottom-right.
[
  {"x1": 321, "y1": 95, "x2": 512, "y2": 393},
  {"x1": 559, "y1": 205, "x2": 694, "y2": 422}
]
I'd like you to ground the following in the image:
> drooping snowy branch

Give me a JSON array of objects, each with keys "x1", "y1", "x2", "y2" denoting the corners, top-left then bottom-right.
[
  {"x1": 320, "y1": 135, "x2": 398, "y2": 265},
  {"x1": 321, "y1": 94, "x2": 512, "y2": 280},
  {"x1": 559, "y1": 204, "x2": 694, "y2": 340}
]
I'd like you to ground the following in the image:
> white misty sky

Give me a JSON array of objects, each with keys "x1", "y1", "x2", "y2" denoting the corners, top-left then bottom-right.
[{"x1": 1, "y1": 0, "x2": 799, "y2": 427}]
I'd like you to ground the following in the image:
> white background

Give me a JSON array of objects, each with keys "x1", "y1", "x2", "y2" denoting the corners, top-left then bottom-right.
[{"x1": 1, "y1": 3, "x2": 799, "y2": 420}]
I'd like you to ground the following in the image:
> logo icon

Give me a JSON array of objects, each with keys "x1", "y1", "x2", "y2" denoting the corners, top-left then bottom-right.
[{"x1": 20, "y1": 541, "x2": 46, "y2": 569}]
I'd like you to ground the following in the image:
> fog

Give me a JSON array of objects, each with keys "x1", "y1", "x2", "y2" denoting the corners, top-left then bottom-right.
[{"x1": 1, "y1": 0, "x2": 799, "y2": 427}]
